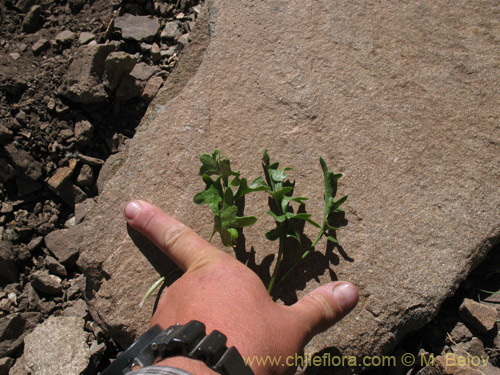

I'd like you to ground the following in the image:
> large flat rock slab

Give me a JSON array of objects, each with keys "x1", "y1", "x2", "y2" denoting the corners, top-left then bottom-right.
[{"x1": 79, "y1": 0, "x2": 500, "y2": 372}]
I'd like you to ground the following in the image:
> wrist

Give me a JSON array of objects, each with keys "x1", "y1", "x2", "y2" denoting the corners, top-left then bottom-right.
[{"x1": 156, "y1": 357, "x2": 218, "y2": 375}]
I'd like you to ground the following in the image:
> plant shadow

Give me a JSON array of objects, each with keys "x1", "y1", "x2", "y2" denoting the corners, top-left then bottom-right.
[{"x1": 233, "y1": 200, "x2": 353, "y2": 305}]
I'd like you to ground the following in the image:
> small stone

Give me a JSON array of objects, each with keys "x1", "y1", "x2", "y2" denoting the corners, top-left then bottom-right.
[
  {"x1": 15, "y1": 0, "x2": 35, "y2": 13},
  {"x1": 60, "y1": 44, "x2": 115, "y2": 104},
  {"x1": 142, "y1": 76, "x2": 163, "y2": 102},
  {"x1": 63, "y1": 299, "x2": 88, "y2": 319},
  {"x1": 77, "y1": 153, "x2": 104, "y2": 167},
  {"x1": 459, "y1": 298, "x2": 498, "y2": 333},
  {"x1": 5, "y1": 144, "x2": 43, "y2": 181},
  {"x1": 31, "y1": 270, "x2": 62, "y2": 295},
  {"x1": 114, "y1": 14, "x2": 160, "y2": 42},
  {"x1": 0, "y1": 357, "x2": 15, "y2": 374},
  {"x1": 54, "y1": 30, "x2": 76, "y2": 46},
  {"x1": 0, "y1": 312, "x2": 41, "y2": 357},
  {"x1": 65, "y1": 216, "x2": 76, "y2": 228},
  {"x1": 22, "y1": 5, "x2": 43, "y2": 33},
  {"x1": 140, "y1": 43, "x2": 152, "y2": 53},
  {"x1": 115, "y1": 74, "x2": 142, "y2": 101},
  {"x1": 449, "y1": 322, "x2": 473, "y2": 343},
  {"x1": 0, "y1": 125, "x2": 13, "y2": 146},
  {"x1": 150, "y1": 43, "x2": 161, "y2": 63},
  {"x1": 9, "y1": 53, "x2": 20, "y2": 61},
  {"x1": 74, "y1": 120, "x2": 94, "y2": 145},
  {"x1": 160, "y1": 46, "x2": 176, "y2": 59},
  {"x1": 31, "y1": 38, "x2": 49, "y2": 55},
  {"x1": 47, "y1": 160, "x2": 77, "y2": 191},
  {"x1": 103, "y1": 51, "x2": 136, "y2": 91},
  {"x1": 76, "y1": 164, "x2": 94, "y2": 187},
  {"x1": 60, "y1": 128, "x2": 74, "y2": 140},
  {"x1": 27, "y1": 236, "x2": 43, "y2": 252},
  {"x1": 45, "y1": 256, "x2": 67, "y2": 277},
  {"x1": 66, "y1": 274, "x2": 86, "y2": 300},
  {"x1": 177, "y1": 33, "x2": 190, "y2": 47},
  {"x1": 78, "y1": 32, "x2": 95, "y2": 45},
  {"x1": 23, "y1": 316, "x2": 90, "y2": 375},
  {"x1": 74, "y1": 198, "x2": 95, "y2": 224},
  {"x1": 160, "y1": 21, "x2": 182, "y2": 41},
  {"x1": 18, "y1": 283, "x2": 39, "y2": 311},
  {"x1": 8, "y1": 355, "x2": 28, "y2": 375},
  {"x1": 0, "y1": 240, "x2": 18, "y2": 283},
  {"x1": 44, "y1": 224, "x2": 83, "y2": 266},
  {"x1": 68, "y1": 0, "x2": 86, "y2": 14},
  {"x1": 89, "y1": 340, "x2": 106, "y2": 357},
  {"x1": 130, "y1": 62, "x2": 160, "y2": 82},
  {"x1": 39, "y1": 300, "x2": 57, "y2": 315}
]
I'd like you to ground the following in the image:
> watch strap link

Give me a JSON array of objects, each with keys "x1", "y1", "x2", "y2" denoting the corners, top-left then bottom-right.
[{"x1": 103, "y1": 321, "x2": 254, "y2": 375}]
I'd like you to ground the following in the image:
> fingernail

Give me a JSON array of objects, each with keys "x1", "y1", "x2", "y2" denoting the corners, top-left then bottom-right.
[
  {"x1": 332, "y1": 282, "x2": 358, "y2": 311},
  {"x1": 124, "y1": 201, "x2": 142, "y2": 220}
]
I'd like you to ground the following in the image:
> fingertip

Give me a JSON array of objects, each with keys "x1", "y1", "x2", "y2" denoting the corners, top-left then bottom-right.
[
  {"x1": 124, "y1": 200, "x2": 143, "y2": 220},
  {"x1": 331, "y1": 282, "x2": 358, "y2": 312}
]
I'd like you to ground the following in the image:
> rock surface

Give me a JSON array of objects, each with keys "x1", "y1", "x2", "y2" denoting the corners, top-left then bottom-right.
[
  {"x1": 459, "y1": 299, "x2": 498, "y2": 333},
  {"x1": 114, "y1": 14, "x2": 160, "y2": 42},
  {"x1": 77, "y1": 0, "x2": 500, "y2": 371},
  {"x1": 22, "y1": 316, "x2": 90, "y2": 375}
]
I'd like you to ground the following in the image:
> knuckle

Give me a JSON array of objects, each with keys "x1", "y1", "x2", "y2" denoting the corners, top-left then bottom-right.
[{"x1": 302, "y1": 292, "x2": 338, "y2": 330}]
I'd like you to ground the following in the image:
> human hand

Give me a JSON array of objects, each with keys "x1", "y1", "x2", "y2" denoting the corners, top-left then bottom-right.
[{"x1": 124, "y1": 200, "x2": 358, "y2": 375}]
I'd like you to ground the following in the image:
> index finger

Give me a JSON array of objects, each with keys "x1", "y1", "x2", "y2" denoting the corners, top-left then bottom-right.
[{"x1": 124, "y1": 200, "x2": 223, "y2": 271}]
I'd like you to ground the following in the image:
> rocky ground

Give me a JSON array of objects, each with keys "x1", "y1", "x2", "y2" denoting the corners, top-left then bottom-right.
[
  {"x1": 0, "y1": 0, "x2": 201, "y2": 373},
  {"x1": 0, "y1": 0, "x2": 499, "y2": 374}
]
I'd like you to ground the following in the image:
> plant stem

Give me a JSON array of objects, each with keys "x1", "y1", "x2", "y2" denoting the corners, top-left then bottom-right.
[
  {"x1": 276, "y1": 230, "x2": 324, "y2": 287},
  {"x1": 267, "y1": 230, "x2": 286, "y2": 294}
]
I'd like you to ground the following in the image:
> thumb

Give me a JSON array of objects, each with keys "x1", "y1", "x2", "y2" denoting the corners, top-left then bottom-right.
[{"x1": 289, "y1": 281, "x2": 358, "y2": 344}]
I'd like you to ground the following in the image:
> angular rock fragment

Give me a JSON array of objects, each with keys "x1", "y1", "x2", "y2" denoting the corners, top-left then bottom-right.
[
  {"x1": 0, "y1": 240, "x2": 18, "y2": 283},
  {"x1": 31, "y1": 38, "x2": 49, "y2": 55},
  {"x1": 78, "y1": 32, "x2": 95, "y2": 45},
  {"x1": 18, "y1": 283, "x2": 39, "y2": 311},
  {"x1": 74, "y1": 198, "x2": 96, "y2": 224},
  {"x1": 54, "y1": 30, "x2": 76, "y2": 47},
  {"x1": 23, "y1": 316, "x2": 90, "y2": 375},
  {"x1": 60, "y1": 44, "x2": 115, "y2": 104},
  {"x1": 63, "y1": 299, "x2": 88, "y2": 319},
  {"x1": 142, "y1": 76, "x2": 163, "y2": 102},
  {"x1": 4, "y1": 144, "x2": 42, "y2": 181},
  {"x1": 161, "y1": 21, "x2": 182, "y2": 41},
  {"x1": 114, "y1": 14, "x2": 160, "y2": 42},
  {"x1": 15, "y1": 0, "x2": 35, "y2": 13},
  {"x1": 0, "y1": 312, "x2": 41, "y2": 357},
  {"x1": 103, "y1": 51, "x2": 136, "y2": 91},
  {"x1": 44, "y1": 224, "x2": 83, "y2": 266},
  {"x1": 74, "y1": 119, "x2": 94, "y2": 145},
  {"x1": 31, "y1": 270, "x2": 63, "y2": 295},
  {"x1": 459, "y1": 298, "x2": 498, "y2": 333},
  {"x1": 47, "y1": 160, "x2": 87, "y2": 206},
  {"x1": 0, "y1": 357, "x2": 14, "y2": 375},
  {"x1": 45, "y1": 256, "x2": 67, "y2": 277},
  {"x1": 76, "y1": 164, "x2": 94, "y2": 187},
  {"x1": 22, "y1": 5, "x2": 43, "y2": 33},
  {"x1": 129, "y1": 62, "x2": 160, "y2": 82}
]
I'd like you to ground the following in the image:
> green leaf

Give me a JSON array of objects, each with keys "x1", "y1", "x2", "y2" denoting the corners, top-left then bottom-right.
[
  {"x1": 286, "y1": 228, "x2": 302, "y2": 243},
  {"x1": 326, "y1": 235, "x2": 338, "y2": 243},
  {"x1": 265, "y1": 227, "x2": 281, "y2": 241},
  {"x1": 234, "y1": 215, "x2": 258, "y2": 227},
  {"x1": 267, "y1": 210, "x2": 286, "y2": 223},
  {"x1": 271, "y1": 169, "x2": 288, "y2": 183}
]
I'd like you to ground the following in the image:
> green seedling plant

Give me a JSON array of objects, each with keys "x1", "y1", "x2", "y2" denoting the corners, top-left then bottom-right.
[
  {"x1": 257, "y1": 151, "x2": 347, "y2": 293},
  {"x1": 193, "y1": 150, "x2": 266, "y2": 247},
  {"x1": 140, "y1": 149, "x2": 347, "y2": 305}
]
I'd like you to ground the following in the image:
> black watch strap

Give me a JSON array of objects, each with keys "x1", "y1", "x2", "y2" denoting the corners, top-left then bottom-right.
[{"x1": 102, "y1": 321, "x2": 254, "y2": 375}]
